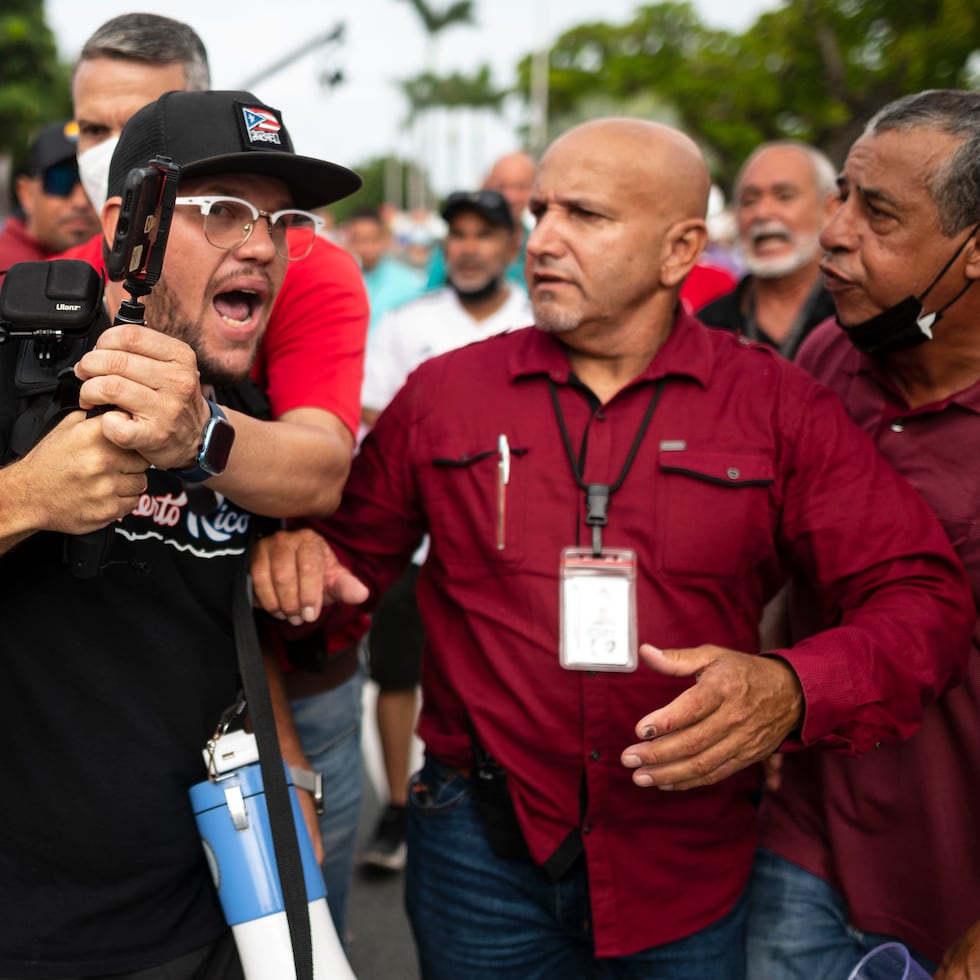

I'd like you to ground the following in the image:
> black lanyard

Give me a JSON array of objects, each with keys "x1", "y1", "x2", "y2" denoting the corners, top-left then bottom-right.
[{"x1": 548, "y1": 377, "x2": 667, "y2": 555}]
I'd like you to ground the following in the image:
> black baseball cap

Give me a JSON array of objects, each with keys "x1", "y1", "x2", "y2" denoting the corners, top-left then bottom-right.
[
  {"x1": 107, "y1": 90, "x2": 362, "y2": 210},
  {"x1": 441, "y1": 189, "x2": 515, "y2": 231},
  {"x1": 24, "y1": 121, "x2": 77, "y2": 176}
]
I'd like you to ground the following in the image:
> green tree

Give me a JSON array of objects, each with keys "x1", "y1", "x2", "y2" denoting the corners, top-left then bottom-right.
[
  {"x1": 398, "y1": 0, "x2": 475, "y2": 63},
  {"x1": 516, "y1": 0, "x2": 980, "y2": 188},
  {"x1": 399, "y1": 64, "x2": 508, "y2": 123},
  {"x1": 0, "y1": 0, "x2": 72, "y2": 168},
  {"x1": 396, "y1": 0, "x2": 478, "y2": 208}
]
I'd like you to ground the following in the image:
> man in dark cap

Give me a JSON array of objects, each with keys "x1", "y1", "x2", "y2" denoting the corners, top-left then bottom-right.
[
  {"x1": 0, "y1": 90, "x2": 359, "y2": 980},
  {"x1": 66, "y1": 15, "x2": 371, "y2": 943},
  {"x1": 0, "y1": 121, "x2": 99, "y2": 267}
]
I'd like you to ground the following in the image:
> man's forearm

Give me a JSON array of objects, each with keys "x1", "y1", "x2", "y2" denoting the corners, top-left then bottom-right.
[
  {"x1": 0, "y1": 463, "x2": 40, "y2": 557},
  {"x1": 210, "y1": 407, "x2": 354, "y2": 518}
]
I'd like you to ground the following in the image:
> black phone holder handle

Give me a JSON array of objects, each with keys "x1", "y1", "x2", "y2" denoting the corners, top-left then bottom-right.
[
  {"x1": 65, "y1": 157, "x2": 179, "y2": 580},
  {"x1": 65, "y1": 290, "x2": 150, "y2": 580}
]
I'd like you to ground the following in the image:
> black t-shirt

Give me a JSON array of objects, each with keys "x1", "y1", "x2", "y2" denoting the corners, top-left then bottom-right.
[
  {"x1": 698, "y1": 275, "x2": 837, "y2": 361},
  {"x1": 0, "y1": 467, "x2": 255, "y2": 976}
]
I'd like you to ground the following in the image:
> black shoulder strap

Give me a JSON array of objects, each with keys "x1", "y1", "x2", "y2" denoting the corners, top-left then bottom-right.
[{"x1": 233, "y1": 547, "x2": 314, "y2": 980}]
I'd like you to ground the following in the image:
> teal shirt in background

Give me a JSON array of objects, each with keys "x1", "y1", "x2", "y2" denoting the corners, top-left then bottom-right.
[{"x1": 363, "y1": 256, "x2": 426, "y2": 334}]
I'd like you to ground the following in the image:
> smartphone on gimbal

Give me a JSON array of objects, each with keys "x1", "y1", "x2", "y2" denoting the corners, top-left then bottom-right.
[{"x1": 106, "y1": 154, "x2": 180, "y2": 292}]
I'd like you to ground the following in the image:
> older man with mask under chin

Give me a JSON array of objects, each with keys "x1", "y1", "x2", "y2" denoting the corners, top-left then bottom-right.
[{"x1": 748, "y1": 88, "x2": 980, "y2": 980}]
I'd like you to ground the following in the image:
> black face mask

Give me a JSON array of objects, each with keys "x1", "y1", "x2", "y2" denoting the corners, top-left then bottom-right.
[
  {"x1": 840, "y1": 222, "x2": 979, "y2": 358},
  {"x1": 450, "y1": 275, "x2": 505, "y2": 304}
]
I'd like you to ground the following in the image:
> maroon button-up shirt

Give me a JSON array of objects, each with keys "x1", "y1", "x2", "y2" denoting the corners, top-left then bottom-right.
[
  {"x1": 0, "y1": 217, "x2": 50, "y2": 269},
  {"x1": 313, "y1": 311, "x2": 972, "y2": 954},
  {"x1": 761, "y1": 318, "x2": 980, "y2": 962}
]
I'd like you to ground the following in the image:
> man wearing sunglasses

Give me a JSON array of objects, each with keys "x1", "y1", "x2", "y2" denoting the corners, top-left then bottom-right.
[{"x1": 0, "y1": 121, "x2": 100, "y2": 268}]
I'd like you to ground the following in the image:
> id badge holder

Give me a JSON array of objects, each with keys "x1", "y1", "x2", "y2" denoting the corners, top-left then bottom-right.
[{"x1": 559, "y1": 547, "x2": 638, "y2": 671}]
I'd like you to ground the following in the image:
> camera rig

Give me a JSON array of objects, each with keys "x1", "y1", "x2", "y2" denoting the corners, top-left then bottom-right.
[
  {"x1": 0, "y1": 155, "x2": 181, "y2": 578},
  {"x1": 0, "y1": 154, "x2": 180, "y2": 359}
]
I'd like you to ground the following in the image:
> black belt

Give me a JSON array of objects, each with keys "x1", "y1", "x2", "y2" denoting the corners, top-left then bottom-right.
[{"x1": 282, "y1": 642, "x2": 360, "y2": 700}]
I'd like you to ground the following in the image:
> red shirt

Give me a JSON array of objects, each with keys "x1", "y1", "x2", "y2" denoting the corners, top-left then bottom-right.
[
  {"x1": 59, "y1": 234, "x2": 368, "y2": 434},
  {"x1": 679, "y1": 261, "x2": 738, "y2": 313},
  {"x1": 760, "y1": 319, "x2": 980, "y2": 962},
  {"x1": 0, "y1": 217, "x2": 51, "y2": 269},
  {"x1": 306, "y1": 311, "x2": 972, "y2": 954}
]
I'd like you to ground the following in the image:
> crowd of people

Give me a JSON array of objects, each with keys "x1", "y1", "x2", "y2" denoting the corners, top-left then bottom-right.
[{"x1": 1, "y1": 10, "x2": 979, "y2": 980}]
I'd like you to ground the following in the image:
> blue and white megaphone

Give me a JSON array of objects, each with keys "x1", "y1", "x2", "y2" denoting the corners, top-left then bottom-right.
[{"x1": 189, "y1": 729, "x2": 356, "y2": 979}]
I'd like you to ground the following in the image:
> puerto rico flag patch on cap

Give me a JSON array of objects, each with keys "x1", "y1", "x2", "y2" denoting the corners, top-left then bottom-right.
[{"x1": 238, "y1": 104, "x2": 284, "y2": 147}]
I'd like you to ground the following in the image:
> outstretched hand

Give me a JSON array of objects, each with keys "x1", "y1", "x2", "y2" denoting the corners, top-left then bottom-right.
[
  {"x1": 620, "y1": 643, "x2": 803, "y2": 791},
  {"x1": 250, "y1": 527, "x2": 369, "y2": 626}
]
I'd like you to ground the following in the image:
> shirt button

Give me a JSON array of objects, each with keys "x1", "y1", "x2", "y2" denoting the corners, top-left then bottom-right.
[
  {"x1": 726, "y1": 467, "x2": 740, "y2": 480},
  {"x1": 890, "y1": 421, "x2": 905, "y2": 433},
  {"x1": 583, "y1": 824, "x2": 593, "y2": 835},
  {"x1": 589, "y1": 749, "x2": 601, "y2": 762}
]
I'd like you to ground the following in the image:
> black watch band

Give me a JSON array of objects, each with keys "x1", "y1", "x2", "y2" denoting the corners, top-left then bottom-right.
[{"x1": 171, "y1": 399, "x2": 235, "y2": 484}]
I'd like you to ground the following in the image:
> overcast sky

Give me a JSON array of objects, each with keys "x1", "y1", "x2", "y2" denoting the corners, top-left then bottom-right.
[{"x1": 46, "y1": 0, "x2": 777, "y2": 197}]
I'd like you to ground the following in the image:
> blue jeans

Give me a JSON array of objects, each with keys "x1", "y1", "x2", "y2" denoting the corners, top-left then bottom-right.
[
  {"x1": 405, "y1": 755, "x2": 748, "y2": 980},
  {"x1": 746, "y1": 848, "x2": 936, "y2": 980},
  {"x1": 290, "y1": 662, "x2": 365, "y2": 940}
]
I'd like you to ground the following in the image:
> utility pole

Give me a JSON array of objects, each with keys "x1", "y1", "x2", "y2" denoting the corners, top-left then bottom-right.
[
  {"x1": 529, "y1": 0, "x2": 550, "y2": 156},
  {"x1": 238, "y1": 23, "x2": 345, "y2": 92}
]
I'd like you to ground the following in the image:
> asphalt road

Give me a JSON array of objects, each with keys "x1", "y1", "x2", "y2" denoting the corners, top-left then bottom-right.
[{"x1": 345, "y1": 682, "x2": 422, "y2": 980}]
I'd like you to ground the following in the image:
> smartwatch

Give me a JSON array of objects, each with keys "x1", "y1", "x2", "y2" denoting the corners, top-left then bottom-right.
[{"x1": 172, "y1": 399, "x2": 235, "y2": 483}]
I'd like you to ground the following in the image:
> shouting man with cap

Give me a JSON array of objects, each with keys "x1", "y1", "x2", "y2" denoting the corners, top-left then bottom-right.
[
  {"x1": 66, "y1": 13, "x2": 371, "y2": 941},
  {"x1": 358, "y1": 188, "x2": 531, "y2": 873},
  {"x1": 0, "y1": 90, "x2": 359, "y2": 980},
  {"x1": 0, "y1": 121, "x2": 100, "y2": 268}
]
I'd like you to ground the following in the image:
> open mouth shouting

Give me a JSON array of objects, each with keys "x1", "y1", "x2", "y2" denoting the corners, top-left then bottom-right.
[
  {"x1": 211, "y1": 277, "x2": 271, "y2": 341},
  {"x1": 748, "y1": 221, "x2": 793, "y2": 254}
]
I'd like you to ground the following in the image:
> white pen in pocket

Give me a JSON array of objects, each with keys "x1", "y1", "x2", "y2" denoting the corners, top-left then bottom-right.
[{"x1": 497, "y1": 434, "x2": 510, "y2": 550}]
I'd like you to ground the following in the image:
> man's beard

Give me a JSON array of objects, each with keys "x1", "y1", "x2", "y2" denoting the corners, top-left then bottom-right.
[
  {"x1": 532, "y1": 298, "x2": 582, "y2": 336},
  {"x1": 742, "y1": 227, "x2": 820, "y2": 279},
  {"x1": 147, "y1": 279, "x2": 261, "y2": 387}
]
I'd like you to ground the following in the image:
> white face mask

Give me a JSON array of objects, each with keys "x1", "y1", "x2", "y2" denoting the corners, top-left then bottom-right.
[{"x1": 78, "y1": 136, "x2": 119, "y2": 215}]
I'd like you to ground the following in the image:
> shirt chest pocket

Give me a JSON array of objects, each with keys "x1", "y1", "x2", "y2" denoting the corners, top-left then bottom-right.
[
  {"x1": 424, "y1": 441, "x2": 527, "y2": 566},
  {"x1": 656, "y1": 449, "x2": 775, "y2": 578}
]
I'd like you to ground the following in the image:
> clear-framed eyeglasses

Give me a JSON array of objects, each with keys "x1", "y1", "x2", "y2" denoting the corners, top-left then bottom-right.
[{"x1": 174, "y1": 196, "x2": 324, "y2": 261}]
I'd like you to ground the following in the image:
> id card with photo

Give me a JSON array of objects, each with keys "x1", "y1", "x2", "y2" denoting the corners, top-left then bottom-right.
[{"x1": 559, "y1": 547, "x2": 637, "y2": 671}]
